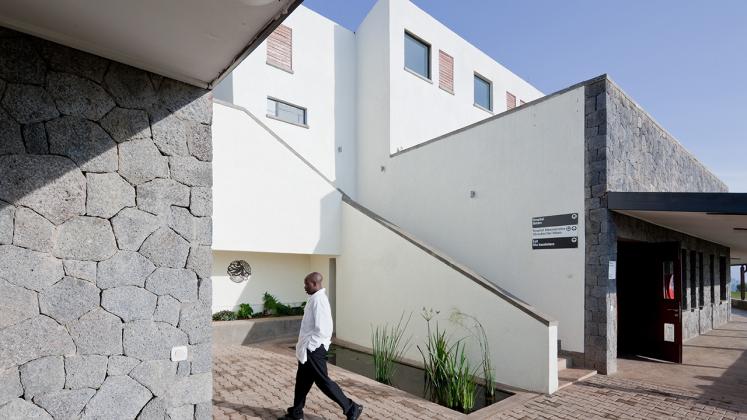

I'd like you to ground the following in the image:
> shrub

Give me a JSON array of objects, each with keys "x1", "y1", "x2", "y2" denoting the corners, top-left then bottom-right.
[
  {"x1": 212, "y1": 310, "x2": 237, "y2": 321},
  {"x1": 262, "y1": 292, "x2": 305, "y2": 316},
  {"x1": 237, "y1": 303, "x2": 254, "y2": 319},
  {"x1": 371, "y1": 312, "x2": 412, "y2": 385}
]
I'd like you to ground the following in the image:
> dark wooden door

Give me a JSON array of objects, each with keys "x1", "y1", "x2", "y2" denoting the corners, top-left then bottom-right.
[{"x1": 650, "y1": 242, "x2": 683, "y2": 363}]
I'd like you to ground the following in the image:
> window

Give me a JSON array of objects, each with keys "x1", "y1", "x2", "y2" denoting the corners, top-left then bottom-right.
[
  {"x1": 474, "y1": 74, "x2": 492, "y2": 111},
  {"x1": 681, "y1": 249, "x2": 688, "y2": 309},
  {"x1": 709, "y1": 254, "x2": 715, "y2": 304},
  {"x1": 698, "y1": 252, "x2": 704, "y2": 308},
  {"x1": 438, "y1": 50, "x2": 454, "y2": 93},
  {"x1": 690, "y1": 250, "x2": 696, "y2": 309},
  {"x1": 266, "y1": 24, "x2": 293, "y2": 72},
  {"x1": 267, "y1": 97, "x2": 307, "y2": 127},
  {"x1": 719, "y1": 256, "x2": 727, "y2": 301},
  {"x1": 662, "y1": 260, "x2": 675, "y2": 300},
  {"x1": 506, "y1": 91, "x2": 517, "y2": 110},
  {"x1": 404, "y1": 32, "x2": 430, "y2": 79}
]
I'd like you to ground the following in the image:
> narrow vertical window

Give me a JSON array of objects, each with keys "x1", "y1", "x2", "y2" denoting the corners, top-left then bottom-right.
[
  {"x1": 698, "y1": 252, "x2": 704, "y2": 308},
  {"x1": 719, "y1": 256, "x2": 727, "y2": 301},
  {"x1": 681, "y1": 249, "x2": 688, "y2": 309},
  {"x1": 690, "y1": 250, "x2": 697, "y2": 308},
  {"x1": 266, "y1": 24, "x2": 293, "y2": 72},
  {"x1": 474, "y1": 74, "x2": 492, "y2": 111},
  {"x1": 709, "y1": 254, "x2": 715, "y2": 304},
  {"x1": 506, "y1": 92, "x2": 517, "y2": 110},
  {"x1": 438, "y1": 50, "x2": 454, "y2": 93},
  {"x1": 404, "y1": 31, "x2": 430, "y2": 79}
]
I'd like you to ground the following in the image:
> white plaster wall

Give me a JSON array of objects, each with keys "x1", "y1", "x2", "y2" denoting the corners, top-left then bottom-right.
[
  {"x1": 337, "y1": 202, "x2": 558, "y2": 394},
  {"x1": 217, "y1": 6, "x2": 358, "y2": 195},
  {"x1": 386, "y1": 0, "x2": 544, "y2": 153},
  {"x1": 212, "y1": 103, "x2": 341, "y2": 255},
  {"x1": 212, "y1": 251, "x2": 312, "y2": 313},
  {"x1": 356, "y1": 87, "x2": 587, "y2": 352}
]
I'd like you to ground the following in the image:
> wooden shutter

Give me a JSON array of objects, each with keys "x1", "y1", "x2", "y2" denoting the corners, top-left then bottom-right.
[
  {"x1": 267, "y1": 24, "x2": 292, "y2": 72},
  {"x1": 506, "y1": 91, "x2": 517, "y2": 110},
  {"x1": 438, "y1": 50, "x2": 454, "y2": 93}
]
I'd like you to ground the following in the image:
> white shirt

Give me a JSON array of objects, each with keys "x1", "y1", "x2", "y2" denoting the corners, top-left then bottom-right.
[{"x1": 295, "y1": 288, "x2": 333, "y2": 364}]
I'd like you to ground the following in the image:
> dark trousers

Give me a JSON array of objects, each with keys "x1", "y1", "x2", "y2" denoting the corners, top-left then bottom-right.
[{"x1": 290, "y1": 346, "x2": 353, "y2": 418}]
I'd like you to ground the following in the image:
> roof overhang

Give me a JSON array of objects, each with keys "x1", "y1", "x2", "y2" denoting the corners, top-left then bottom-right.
[
  {"x1": 608, "y1": 192, "x2": 747, "y2": 265},
  {"x1": 0, "y1": 0, "x2": 303, "y2": 89}
]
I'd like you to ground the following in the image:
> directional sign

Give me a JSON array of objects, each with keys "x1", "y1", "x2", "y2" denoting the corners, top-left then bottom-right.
[{"x1": 532, "y1": 213, "x2": 579, "y2": 250}]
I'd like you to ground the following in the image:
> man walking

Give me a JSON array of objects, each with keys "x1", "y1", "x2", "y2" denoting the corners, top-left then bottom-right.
[{"x1": 279, "y1": 272, "x2": 363, "y2": 420}]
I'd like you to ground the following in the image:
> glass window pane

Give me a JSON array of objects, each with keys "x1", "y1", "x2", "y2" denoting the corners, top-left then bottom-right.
[
  {"x1": 276, "y1": 101, "x2": 305, "y2": 125},
  {"x1": 474, "y1": 75, "x2": 491, "y2": 110},
  {"x1": 266, "y1": 98, "x2": 277, "y2": 115},
  {"x1": 405, "y1": 33, "x2": 429, "y2": 78}
]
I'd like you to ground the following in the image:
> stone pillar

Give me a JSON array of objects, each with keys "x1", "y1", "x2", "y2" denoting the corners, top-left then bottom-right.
[{"x1": 0, "y1": 27, "x2": 213, "y2": 419}]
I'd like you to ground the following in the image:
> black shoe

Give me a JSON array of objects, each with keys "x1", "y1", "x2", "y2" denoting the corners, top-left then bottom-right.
[{"x1": 346, "y1": 402, "x2": 363, "y2": 420}]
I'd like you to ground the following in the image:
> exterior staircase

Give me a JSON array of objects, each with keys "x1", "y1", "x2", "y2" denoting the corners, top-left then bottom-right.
[{"x1": 557, "y1": 350, "x2": 597, "y2": 390}]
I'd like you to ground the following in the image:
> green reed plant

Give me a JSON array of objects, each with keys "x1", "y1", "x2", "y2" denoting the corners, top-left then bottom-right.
[
  {"x1": 450, "y1": 310, "x2": 495, "y2": 400},
  {"x1": 371, "y1": 312, "x2": 412, "y2": 385}
]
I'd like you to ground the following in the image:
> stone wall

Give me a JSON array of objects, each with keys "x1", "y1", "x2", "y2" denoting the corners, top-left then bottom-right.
[
  {"x1": 0, "y1": 28, "x2": 213, "y2": 419},
  {"x1": 584, "y1": 76, "x2": 730, "y2": 375}
]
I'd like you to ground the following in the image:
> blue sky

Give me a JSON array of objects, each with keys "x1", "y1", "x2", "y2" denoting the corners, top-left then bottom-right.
[{"x1": 304, "y1": 0, "x2": 747, "y2": 192}]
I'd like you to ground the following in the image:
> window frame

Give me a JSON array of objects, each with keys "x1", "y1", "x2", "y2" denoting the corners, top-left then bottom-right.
[
  {"x1": 473, "y1": 72, "x2": 493, "y2": 112},
  {"x1": 266, "y1": 96, "x2": 308, "y2": 128},
  {"x1": 404, "y1": 30, "x2": 432, "y2": 82}
]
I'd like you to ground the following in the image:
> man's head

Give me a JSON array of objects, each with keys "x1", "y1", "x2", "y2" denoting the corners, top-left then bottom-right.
[{"x1": 303, "y1": 272, "x2": 323, "y2": 295}]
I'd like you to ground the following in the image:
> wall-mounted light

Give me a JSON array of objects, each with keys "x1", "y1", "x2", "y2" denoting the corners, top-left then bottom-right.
[
  {"x1": 469, "y1": 190, "x2": 476, "y2": 198},
  {"x1": 337, "y1": 146, "x2": 343, "y2": 153},
  {"x1": 380, "y1": 165, "x2": 386, "y2": 172}
]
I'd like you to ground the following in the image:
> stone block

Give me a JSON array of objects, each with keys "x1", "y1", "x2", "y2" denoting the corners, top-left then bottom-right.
[
  {"x1": 129, "y1": 360, "x2": 178, "y2": 397},
  {"x1": 138, "y1": 397, "x2": 167, "y2": 420},
  {"x1": 176, "y1": 361, "x2": 190, "y2": 377},
  {"x1": 178, "y1": 303, "x2": 211, "y2": 345},
  {"x1": 137, "y1": 179, "x2": 190, "y2": 217},
  {"x1": 195, "y1": 402, "x2": 211, "y2": 420},
  {"x1": 1, "y1": 83, "x2": 60, "y2": 124},
  {"x1": 0, "y1": 108, "x2": 25, "y2": 155},
  {"x1": 189, "y1": 187, "x2": 212, "y2": 217},
  {"x1": 186, "y1": 246, "x2": 212, "y2": 280},
  {"x1": 0, "y1": 245, "x2": 64, "y2": 291},
  {"x1": 0, "y1": 202, "x2": 13, "y2": 245},
  {"x1": 118, "y1": 138, "x2": 169, "y2": 185},
  {"x1": 67, "y1": 308, "x2": 123, "y2": 356},
  {"x1": 81, "y1": 375, "x2": 152, "y2": 420},
  {"x1": 107, "y1": 355, "x2": 141, "y2": 376},
  {"x1": 157, "y1": 78, "x2": 212, "y2": 125},
  {"x1": 145, "y1": 267, "x2": 198, "y2": 303},
  {"x1": 167, "y1": 404, "x2": 194, "y2": 419},
  {"x1": 169, "y1": 156, "x2": 212, "y2": 187},
  {"x1": 123, "y1": 321, "x2": 188, "y2": 360},
  {"x1": 198, "y1": 277, "x2": 211, "y2": 308},
  {"x1": 0, "y1": 316, "x2": 75, "y2": 370},
  {"x1": 12, "y1": 207, "x2": 56, "y2": 253},
  {"x1": 34, "y1": 388, "x2": 95, "y2": 420},
  {"x1": 63, "y1": 259, "x2": 97, "y2": 283},
  {"x1": 149, "y1": 107, "x2": 190, "y2": 156},
  {"x1": 152, "y1": 295, "x2": 181, "y2": 327},
  {"x1": 104, "y1": 62, "x2": 157, "y2": 109},
  {"x1": 64, "y1": 355, "x2": 108, "y2": 389},
  {"x1": 0, "y1": 398, "x2": 53, "y2": 419},
  {"x1": 0, "y1": 367, "x2": 23, "y2": 405},
  {"x1": 165, "y1": 373, "x2": 211, "y2": 407},
  {"x1": 86, "y1": 173, "x2": 136, "y2": 218},
  {"x1": 100, "y1": 107, "x2": 152, "y2": 143},
  {"x1": 0, "y1": 278, "x2": 38, "y2": 329},
  {"x1": 39, "y1": 277, "x2": 100, "y2": 324},
  {"x1": 102, "y1": 286, "x2": 157, "y2": 322},
  {"x1": 46, "y1": 72, "x2": 115, "y2": 120},
  {"x1": 19, "y1": 356, "x2": 65, "y2": 400},
  {"x1": 97, "y1": 250, "x2": 156, "y2": 289},
  {"x1": 0, "y1": 37, "x2": 46, "y2": 84},
  {"x1": 46, "y1": 116, "x2": 118, "y2": 173},
  {"x1": 54, "y1": 216, "x2": 117, "y2": 261},
  {"x1": 140, "y1": 228, "x2": 190, "y2": 269},
  {"x1": 0, "y1": 154, "x2": 86, "y2": 225},
  {"x1": 21, "y1": 122, "x2": 48, "y2": 154},
  {"x1": 111, "y1": 208, "x2": 162, "y2": 251},
  {"x1": 169, "y1": 206, "x2": 211, "y2": 245},
  {"x1": 187, "y1": 123, "x2": 211, "y2": 162},
  {"x1": 42, "y1": 42, "x2": 108, "y2": 83},
  {"x1": 189, "y1": 343, "x2": 211, "y2": 374}
]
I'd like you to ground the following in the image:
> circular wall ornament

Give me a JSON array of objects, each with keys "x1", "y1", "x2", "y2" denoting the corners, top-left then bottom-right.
[{"x1": 227, "y1": 260, "x2": 251, "y2": 283}]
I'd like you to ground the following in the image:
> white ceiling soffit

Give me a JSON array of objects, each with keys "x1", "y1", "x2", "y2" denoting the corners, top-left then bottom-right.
[
  {"x1": 616, "y1": 210, "x2": 747, "y2": 264},
  {"x1": 0, "y1": 0, "x2": 302, "y2": 88}
]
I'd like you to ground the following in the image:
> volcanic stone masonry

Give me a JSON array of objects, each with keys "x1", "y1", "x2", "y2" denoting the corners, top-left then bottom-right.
[{"x1": 0, "y1": 26, "x2": 213, "y2": 419}]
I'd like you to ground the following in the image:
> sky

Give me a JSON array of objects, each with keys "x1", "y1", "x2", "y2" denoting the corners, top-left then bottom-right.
[{"x1": 303, "y1": 0, "x2": 747, "y2": 192}]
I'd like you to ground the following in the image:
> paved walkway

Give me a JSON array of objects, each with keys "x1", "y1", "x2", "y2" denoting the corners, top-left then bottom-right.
[{"x1": 213, "y1": 309, "x2": 747, "y2": 419}]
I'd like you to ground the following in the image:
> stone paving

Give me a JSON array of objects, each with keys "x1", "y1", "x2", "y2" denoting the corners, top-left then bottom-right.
[{"x1": 214, "y1": 309, "x2": 747, "y2": 419}]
